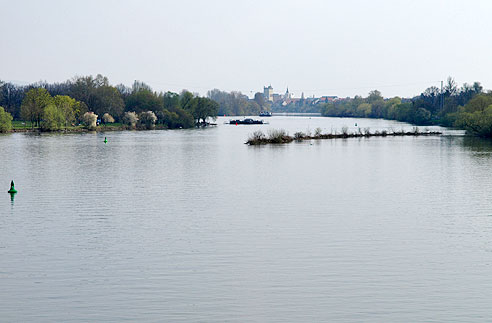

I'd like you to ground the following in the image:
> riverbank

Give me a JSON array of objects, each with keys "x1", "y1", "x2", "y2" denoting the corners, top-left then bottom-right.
[{"x1": 6, "y1": 122, "x2": 216, "y2": 134}]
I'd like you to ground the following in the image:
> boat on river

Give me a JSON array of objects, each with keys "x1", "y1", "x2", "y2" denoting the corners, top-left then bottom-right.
[
  {"x1": 259, "y1": 111, "x2": 272, "y2": 117},
  {"x1": 229, "y1": 118, "x2": 264, "y2": 125}
]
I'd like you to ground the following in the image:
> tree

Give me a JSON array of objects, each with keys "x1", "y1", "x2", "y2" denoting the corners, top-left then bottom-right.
[
  {"x1": 455, "y1": 105, "x2": 492, "y2": 137},
  {"x1": 139, "y1": 111, "x2": 157, "y2": 129},
  {"x1": 122, "y1": 111, "x2": 138, "y2": 128},
  {"x1": 93, "y1": 85, "x2": 125, "y2": 118},
  {"x1": 41, "y1": 104, "x2": 65, "y2": 131},
  {"x1": 82, "y1": 112, "x2": 98, "y2": 130},
  {"x1": 163, "y1": 91, "x2": 181, "y2": 111},
  {"x1": 356, "y1": 103, "x2": 372, "y2": 117},
  {"x1": 0, "y1": 106, "x2": 13, "y2": 132},
  {"x1": 444, "y1": 77, "x2": 458, "y2": 96},
  {"x1": 21, "y1": 88, "x2": 53, "y2": 128},
  {"x1": 180, "y1": 90, "x2": 197, "y2": 112},
  {"x1": 125, "y1": 88, "x2": 162, "y2": 114},
  {"x1": 102, "y1": 113, "x2": 115, "y2": 123},
  {"x1": 254, "y1": 92, "x2": 265, "y2": 108},
  {"x1": 462, "y1": 93, "x2": 492, "y2": 113},
  {"x1": 53, "y1": 95, "x2": 80, "y2": 129},
  {"x1": 194, "y1": 97, "x2": 219, "y2": 124}
]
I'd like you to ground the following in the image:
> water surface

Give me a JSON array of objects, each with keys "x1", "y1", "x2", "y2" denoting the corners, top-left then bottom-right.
[{"x1": 1, "y1": 116, "x2": 491, "y2": 322}]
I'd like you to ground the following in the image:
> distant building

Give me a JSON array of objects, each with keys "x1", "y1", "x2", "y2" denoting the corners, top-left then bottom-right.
[
  {"x1": 261, "y1": 84, "x2": 338, "y2": 108},
  {"x1": 284, "y1": 87, "x2": 292, "y2": 99},
  {"x1": 272, "y1": 93, "x2": 283, "y2": 102},
  {"x1": 263, "y1": 85, "x2": 273, "y2": 102}
]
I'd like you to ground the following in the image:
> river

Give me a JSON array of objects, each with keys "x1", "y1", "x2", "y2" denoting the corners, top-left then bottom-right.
[{"x1": 1, "y1": 116, "x2": 492, "y2": 322}]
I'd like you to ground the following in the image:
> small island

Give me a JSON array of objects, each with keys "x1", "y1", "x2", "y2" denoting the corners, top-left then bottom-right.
[{"x1": 246, "y1": 127, "x2": 442, "y2": 145}]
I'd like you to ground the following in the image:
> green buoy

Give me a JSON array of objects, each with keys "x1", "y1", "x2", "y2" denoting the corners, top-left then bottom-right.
[
  {"x1": 8, "y1": 180, "x2": 17, "y2": 194},
  {"x1": 104, "y1": 137, "x2": 107, "y2": 144}
]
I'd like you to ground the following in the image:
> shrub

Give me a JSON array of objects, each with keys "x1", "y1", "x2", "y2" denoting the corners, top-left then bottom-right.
[
  {"x1": 82, "y1": 112, "x2": 98, "y2": 130},
  {"x1": 268, "y1": 129, "x2": 288, "y2": 143},
  {"x1": 314, "y1": 127, "x2": 322, "y2": 137},
  {"x1": 294, "y1": 131, "x2": 306, "y2": 140},
  {"x1": 249, "y1": 130, "x2": 265, "y2": 142},
  {"x1": 139, "y1": 111, "x2": 157, "y2": 129},
  {"x1": 102, "y1": 113, "x2": 115, "y2": 123},
  {"x1": 122, "y1": 111, "x2": 139, "y2": 128},
  {"x1": 0, "y1": 107, "x2": 13, "y2": 133}
]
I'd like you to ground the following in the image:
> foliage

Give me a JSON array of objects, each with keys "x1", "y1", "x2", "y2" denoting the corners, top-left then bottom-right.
[
  {"x1": 194, "y1": 97, "x2": 219, "y2": 124},
  {"x1": 208, "y1": 89, "x2": 260, "y2": 116},
  {"x1": 139, "y1": 111, "x2": 157, "y2": 129},
  {"x1": 294, "y1": 131, "x2": 306, "y2": 140},
  {"x1": 0, "y1": 106, "x2": 13, "y2": 132},
  {"x1": 122, "y1": 111, "x2": 139, "y2": 128},
  {"x1": 267, "y1": 129, "x2": 289, "y2": 143},
  {"x1": 53, "y1": 95, "x2": 80, "y2": 128},
  {"x1": 41, "y1": 104, "x2": 65, "y2": 131},
  {"x1": 454, "y1": 94, "x2": 492, "y2": 137},
  {"x1": 21, "y1": 88, "x2": 53, "y2": 128},
  {"x1": 126, "y1": 87, "x2": 163, "y2": 114},
  {"x1": 321, "y1": 77, "x2": 483, "y2": 127},
  {"x1": 102, "y1": 113, "x2": 115, "y2": 123},
  {"x1": 82, "y1": 112, "x2": 98, "y2": 130}
]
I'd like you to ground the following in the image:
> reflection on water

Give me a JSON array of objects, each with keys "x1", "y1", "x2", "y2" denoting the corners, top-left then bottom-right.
[
  {"x1": 0, "y1": 117, "x2": 491, "y2": 322},
  {"x1": 461, "y1": 136, "x2": 492, "y2": 153}
]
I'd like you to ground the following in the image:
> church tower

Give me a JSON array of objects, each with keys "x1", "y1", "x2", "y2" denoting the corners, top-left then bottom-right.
[{"x1": 285, "y1": 87, "x2": 292, "y2": 99}]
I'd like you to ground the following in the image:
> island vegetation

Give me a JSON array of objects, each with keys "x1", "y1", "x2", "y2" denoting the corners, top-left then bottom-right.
[
  {"x1": 0, "y1": 75, "x2": 218, "y2": 133},
  {"x1": 246, "y1": 127, "x2": 442, "y2": 145}
]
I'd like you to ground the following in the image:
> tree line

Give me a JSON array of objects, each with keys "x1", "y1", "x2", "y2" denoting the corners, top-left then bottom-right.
[
  {"x1": 207, "y1": 89, "x2": 263, "y2": 116},
  {"x1": 321, "y1": 77, "x2": 492, "y2": 137},
  {"x1": 0, "y1": 75, "x2": 219, "y2": 131}
]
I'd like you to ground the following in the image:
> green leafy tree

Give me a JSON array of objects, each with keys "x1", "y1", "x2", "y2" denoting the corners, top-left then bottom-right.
[
  {"x1": 93, "y1": 86, "x2": 125, "y2": 118},
  {"x1": 21, "y1": 88, "x2": 53, "y2": 128},
  {"x1": 0, "y1": 106, "x2": 13, "y2": 132},
  {"x1": 53, "y1": 95, "x2": 79, "y2": 129},
  {"x1": 41, "y1": 104, "x2": 65, "y2": 131},
  {"x1": 356, "y1": 103, "x2": 372, "y2": 117},
  {"x1": 180, "y1": 90, "x2": 197, "y2": 112},
  {"x1": 254, "y1": 92, "x2": 265, "y2": 108},
  {"x1": 455, "y1": 105, "x2": 492, "y2": 137},
  {"x1": 125, "y1": 88, "x2": 163, "y2": 114},
  {"x1": 194, "y1": 97, "x2": 219, "y2": 124}
]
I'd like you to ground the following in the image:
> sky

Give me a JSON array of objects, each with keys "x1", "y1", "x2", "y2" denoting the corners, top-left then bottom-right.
[{"x1": 1, "y1": 0, "x2": 491, "y2": 98}]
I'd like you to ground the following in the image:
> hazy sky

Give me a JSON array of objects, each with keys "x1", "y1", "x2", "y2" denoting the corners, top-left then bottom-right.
[{"x1": 1, "y1": 0, "x2": 491, "y2": 98}]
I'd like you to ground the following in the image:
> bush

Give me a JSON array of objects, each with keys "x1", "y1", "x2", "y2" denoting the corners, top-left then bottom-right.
[
  {"x1": 249, "y1": 130, "x2": 265, "y2": 141},
  {"x1": 122, "y1": 111, "x2": 139, "y2": 128},
  {"x1": 139, "y1": 111, "x2": 157, "y2": 129},
  {"x1": 341, "y1": 126, "x2": 349, "y2": 135},
  {"x1": 314, "y1": 127, "x2": 322, "y2": 137},
  {"x1": 0, "y1": 106, "x2": 13, "y2": 133},
  {"x1": 82, "y1": 112, "x2": 98, "y2": 130},
  {"x1": 268, "y1": 129, "x2": 288, "y2": 143},
  {"x1": 102, "y1": 113, "x2": 115, "y2": 123},
  {"x1": 294, "y1": 131, "x2": 306, "y2": 140}
]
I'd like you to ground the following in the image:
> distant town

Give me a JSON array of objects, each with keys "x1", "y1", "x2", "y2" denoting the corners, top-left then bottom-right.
[{"x1": 262, "y1": 85, "x2": 339, "y2": 107}]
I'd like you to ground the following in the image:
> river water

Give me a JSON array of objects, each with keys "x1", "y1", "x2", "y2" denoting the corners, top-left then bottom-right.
[{"x1": 1, "y1": 116, "x2": 492, "y2": 322}]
